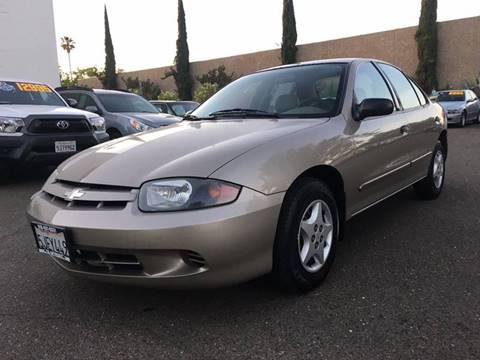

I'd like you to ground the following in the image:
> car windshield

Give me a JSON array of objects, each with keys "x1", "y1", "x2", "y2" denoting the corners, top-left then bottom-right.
[
  {"x1": 97, "y1": 93, "x2": 159, "y2": 113},
  {"x1": 170, "y1": 102, "x2": 198, "y2": 116},
  {"x1": 438, "y1": 91, "x2": 465, "y2": 102},
  {"x1": 0, "y1": 81, "x2": 65, "y2": 106},
  {"x1": 191, "y1": 63, "x2": 347, "y2": 119}
]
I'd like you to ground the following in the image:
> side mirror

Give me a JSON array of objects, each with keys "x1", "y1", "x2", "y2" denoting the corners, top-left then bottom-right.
[
  {"x1": 354, "y1": 98, "x2": 394, "y2": 121},
  {"x1": 66, "y1": 98, "x2": 78, "y2": 108},
  {"x1": 85, "y1": 105, "x2": 102, "y2": 115}
]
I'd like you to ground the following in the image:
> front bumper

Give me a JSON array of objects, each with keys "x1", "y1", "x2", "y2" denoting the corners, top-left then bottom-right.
[
  {"x1": 0, "y1": 132, "x2": 109, "y2": 166},
  {"x1": 446, "y1": 113, "x2": 462, "y2": 124},
  {"x1": 27, "y1": 186, "x2": 284, "y2": 288}
]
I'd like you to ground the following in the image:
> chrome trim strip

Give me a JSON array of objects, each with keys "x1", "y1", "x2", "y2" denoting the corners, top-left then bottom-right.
[
  {"x1": 411, "y1": 151, "x2": 433, "y2": 164},
  {"x1": 359, "y1": 151, "x2": 433, "y2": 191},
  {"x1": 359, "y1": 163, "x2": 411, "y2": 191},
  {"x1": 351, "y1": 176, "x2": 427, "y2": 218},
  {"x1": 0, "y1": 133, "x2": 23, "y2": 137}
]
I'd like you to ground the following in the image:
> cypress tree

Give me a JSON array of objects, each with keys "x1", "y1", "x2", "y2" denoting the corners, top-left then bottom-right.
[
  {"x1": 165, "y1": 0, "x2": 193, "y2": 100},
  {"x1": 415, "y1": 0, "x2": 438, "y2": 94},
  {"x1": 104, "y1": 5, "x2": 118, "y2": 89},
  {"x1": 281, "y1": 0, "x2": 298, "y2": 65}
]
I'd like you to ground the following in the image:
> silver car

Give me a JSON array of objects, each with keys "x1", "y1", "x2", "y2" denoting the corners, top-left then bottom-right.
[
  {"x1": 28, "y1": 59, "x2": 447, "y2": 292},
  {"x1": 437, "y1": 90, "x2": 480, "y2": 127},
  {"x1": 57, "y1": 87, "x2": 180, "y2": 139}
]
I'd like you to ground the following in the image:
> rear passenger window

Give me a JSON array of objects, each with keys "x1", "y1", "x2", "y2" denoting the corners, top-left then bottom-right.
[
  {"x1": 410, "y1": 81, "x2": 427, "y2": 106},
  {"x1": 354, "y1": 62, "x2": 393, "y2": 105},
  {"x1": 378, "y1": 64, "x2": 420, "y2": 109}
]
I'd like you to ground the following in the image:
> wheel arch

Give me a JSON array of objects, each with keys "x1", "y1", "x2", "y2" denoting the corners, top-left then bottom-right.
[{"x1": 290, "y1": 165, "x2": 346, "y2": 238}]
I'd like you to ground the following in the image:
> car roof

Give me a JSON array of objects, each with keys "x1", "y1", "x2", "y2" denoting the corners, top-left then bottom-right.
[{"x1": 259, "y1": 58, "x2": 389, "y2": 73}]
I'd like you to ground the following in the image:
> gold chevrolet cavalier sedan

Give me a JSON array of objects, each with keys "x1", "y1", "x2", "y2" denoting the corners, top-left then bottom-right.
[{"x1": 27, "y1": 59, "x2": 447, "y2": 291}]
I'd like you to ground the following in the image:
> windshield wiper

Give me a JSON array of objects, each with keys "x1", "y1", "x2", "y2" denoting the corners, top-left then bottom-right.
[
  {"x1": 0, "y1": 101, "x2": 12, "y2": 105},
  {"x1": 209, "y1": 108, "x2": 279, "y2": 118},
  {"x1": 183, "y1": 113, "x2": 214, "y2": 121}
]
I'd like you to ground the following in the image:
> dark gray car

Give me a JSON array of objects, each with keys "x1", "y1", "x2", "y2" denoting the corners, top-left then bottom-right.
[
  {"x1": 437, "y1": 90, "x2": 480, "y2": 127},
  {"x1": 57, "y1": 88, "x2": 180, "y2": 139}
]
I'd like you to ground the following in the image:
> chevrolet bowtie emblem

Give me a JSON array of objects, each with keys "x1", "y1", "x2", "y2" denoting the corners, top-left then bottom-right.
[{"x1": 64, "y1": 188, "x2": 85, "y2": 201}]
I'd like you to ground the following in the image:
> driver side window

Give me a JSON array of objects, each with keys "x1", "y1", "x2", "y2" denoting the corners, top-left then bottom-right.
[{"x1": 354, "y1": 62, "x2": 394, "y2": 105}]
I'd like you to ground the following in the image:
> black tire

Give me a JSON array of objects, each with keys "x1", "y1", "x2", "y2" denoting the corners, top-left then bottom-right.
[
  {"x1": 107, "y1": 128, "x2": 122, "y2": 140},
  {"x1": 460, "y1": 112, "x2": 467, "y2": 127},
  {"x1": 273, "y1": 178, "x2": 339, "y2": 293},
  {"x1": 476, "y1": 111, "x2": 480, "y2": 124},
  {"x1": 413, "y1": 143, "x2": 446, "y2": 200}
]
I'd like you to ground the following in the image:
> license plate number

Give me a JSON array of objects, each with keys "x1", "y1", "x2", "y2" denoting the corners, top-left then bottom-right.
[
  {"x1": 32, "y1": 223, "x2": 71, "y2": 262},
  {"x1": 55, "y1": 141, "x2": 76, "y2": 153}
]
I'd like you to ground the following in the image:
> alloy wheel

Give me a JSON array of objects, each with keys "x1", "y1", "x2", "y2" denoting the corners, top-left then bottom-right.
[
  {"x1": 297, "y1": 200, "x2": 333, "y2": 273},
  {"x1": 433, "y1": 150, "x2": 445, "y2": 189}
]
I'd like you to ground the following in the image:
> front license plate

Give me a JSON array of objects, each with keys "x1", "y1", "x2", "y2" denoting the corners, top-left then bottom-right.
[
  {"x1": 32, "y1": 223, "x2": 71, "y2": 262},
  {"x1": 55, "y1": 140, "x2": 76, "y2": 153}
]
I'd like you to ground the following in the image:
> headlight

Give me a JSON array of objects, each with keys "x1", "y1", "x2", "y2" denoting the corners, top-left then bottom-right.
[
  {"x1": 0, "y1": 117, "x2": 24, "y2": 134},
  {"x1": 130, "y1": 119, "x2": 152, "y2": 132},
  {"x1": 139, "y1": 178, "x2": 241, "y2": 212},
  {"x1": 88, "y1": 116, "x2": 106, "y2": 132}
]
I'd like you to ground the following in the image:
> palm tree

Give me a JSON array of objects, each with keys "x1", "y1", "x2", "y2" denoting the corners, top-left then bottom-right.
[{"x1": 60, "y1": 36, "x2": 76, "y2": 79}]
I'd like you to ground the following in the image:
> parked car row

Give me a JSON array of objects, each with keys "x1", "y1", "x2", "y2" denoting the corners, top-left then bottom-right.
[{"x1": 0, "y1": 82, "x2": 182, "y2": 174}]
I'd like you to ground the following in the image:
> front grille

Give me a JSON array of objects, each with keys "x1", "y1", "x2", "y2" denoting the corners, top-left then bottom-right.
[
  {"x1": 73, "y1": 249, "x2": 143, "y2": 274},
  {"x1": 28, "y1": 118, "x2": 91, "y2": 133},
  {"x1": 45, "y1": 193, "x2": 128, "y2": 210},
  {"x1": 41, "y1": 180, "x2": 136, "y2": 211}
]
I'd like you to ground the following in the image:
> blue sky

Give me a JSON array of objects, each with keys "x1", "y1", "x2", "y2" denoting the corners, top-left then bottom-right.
[{"x1": 53, "y1": 0, "x2": 479, "y2": 72}]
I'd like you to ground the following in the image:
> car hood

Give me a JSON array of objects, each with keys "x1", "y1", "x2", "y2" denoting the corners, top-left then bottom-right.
[
  {"x1": 56, "y1": 118, "x2": 326, "y2": 187},
  {"x1": 0, "y1": 105, "x2": 98, "y2": 119},
  {"x1": 120, "y1": 112, "x2": 180, "y2": 127},
  {"x1": 438, "y1": 101, "x2": 465, "y2": 111}
]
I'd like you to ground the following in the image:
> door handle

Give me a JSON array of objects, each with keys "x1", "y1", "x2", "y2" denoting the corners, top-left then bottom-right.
[{"x1": 400, "y1": 125, "x2": 410, "y2": 135}]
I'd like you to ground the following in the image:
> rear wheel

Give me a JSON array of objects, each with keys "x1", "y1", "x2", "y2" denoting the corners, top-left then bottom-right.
[
  {"x1": 413, "y1": 143, "x2": 446, "y2": 200},
  {"x1": 273, "y1": 178, "x2": 339, "y2": 292},
  {"x1": 107, "y1": 128, "x2": 122, "y2": 140}
]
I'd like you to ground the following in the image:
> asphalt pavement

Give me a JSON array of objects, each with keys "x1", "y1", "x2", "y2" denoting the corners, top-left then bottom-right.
[{"x1": 0, "y1": 125, "x2": 479, "y2": 359}]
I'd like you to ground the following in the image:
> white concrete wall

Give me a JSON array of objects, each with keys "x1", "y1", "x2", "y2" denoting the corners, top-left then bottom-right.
[{"x1": 0, "y1": 0, "x2": 59, "y2": 87}]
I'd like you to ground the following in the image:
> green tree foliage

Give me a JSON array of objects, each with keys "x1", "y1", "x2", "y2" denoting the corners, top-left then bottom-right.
[
  {"x1": 122, "y1": 77, "x2": 161, "y2": 100},
  {"x1": 196, "y1": 65, "x2": 234, "y2": 89},
  {"x1": 157, "y1": 90, "x2": 179, "y2": 101},
  {"x1": 281, "y1": 0, "x2": 297, "y2": 65},
  {"x1": 104, "y1": 5, "x2": 118, "y2": 89},
  {"x1": 415, "y1": 0, "x2": 438, "y2": 94},
  {"x1": 60, "y1": 67, "x2": 104, "y2": 87},
  {"x1": 194, "y1": 83, "x2": 218, "y2": 103},
  {"x1": 164, "y1": 0, "x2": 193, "y2": 100}
]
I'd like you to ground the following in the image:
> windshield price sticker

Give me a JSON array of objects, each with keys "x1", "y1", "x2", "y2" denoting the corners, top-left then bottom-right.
[
  {"x1": 16, "y1": 82, "x2": 52, "y2": 93},
  {"x1": 448, "y1": 91, "x2": 463, "y2": 96}
]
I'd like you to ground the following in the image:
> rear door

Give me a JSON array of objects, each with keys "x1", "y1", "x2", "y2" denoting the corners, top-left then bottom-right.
[{"x1": 377, "y1": 63, "x2": 435, "y2": 181}]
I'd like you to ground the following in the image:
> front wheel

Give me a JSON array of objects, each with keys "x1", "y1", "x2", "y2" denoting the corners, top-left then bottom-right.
[
  {"x1": 273, "y1": 178, "x2": 339, "y2": 292},
  {"x1": 413, "y1": 143, "x2": 446, "y2": 200},
  {"x1": 460, "y1": 112, "x2": 467, "y2": 127}
]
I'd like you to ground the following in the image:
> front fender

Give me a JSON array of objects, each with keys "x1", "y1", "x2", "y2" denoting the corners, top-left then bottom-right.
[{"x1": 209, "y1": 116, "x2": 353, "y2": 195}]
